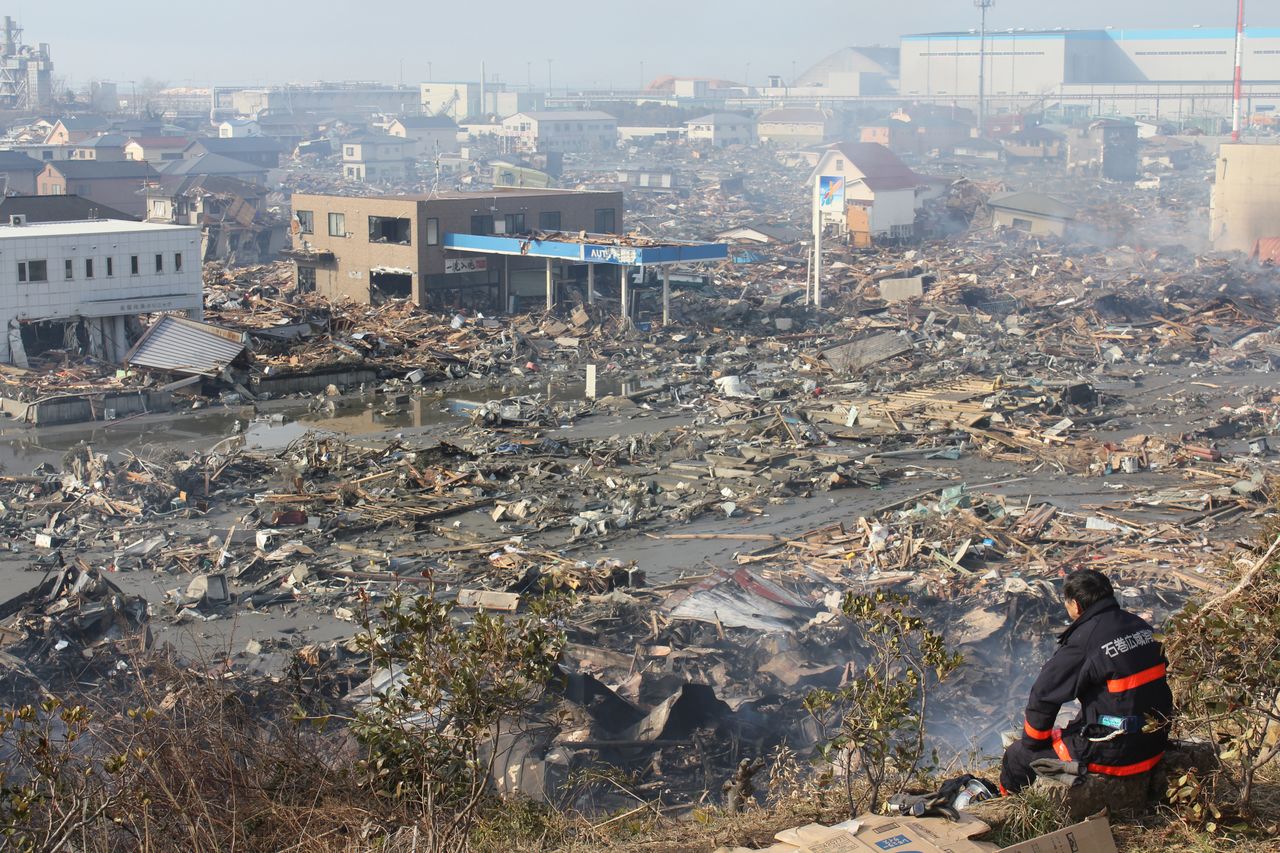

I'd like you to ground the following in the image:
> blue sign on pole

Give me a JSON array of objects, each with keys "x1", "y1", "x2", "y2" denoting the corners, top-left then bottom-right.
[{"x1": 818, "y1": 176, "x2": 845, "y2": 210}]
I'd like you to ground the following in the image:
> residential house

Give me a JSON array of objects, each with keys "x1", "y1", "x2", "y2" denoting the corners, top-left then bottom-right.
[
  {"x1": 860, "y1": 120, "x2": 916, "y2": 152},
  {"x1": 124, "y1": 136, "x2": 191, "y2": 166},
  {"x1": 889, "y1": 106, "x2": 973, "y2": 153},
  {"x1": 713, "y1": 222, "x2": 805, "y2": 245},
  {"x1": 183, "y1": 136, "x2": 286, "y2": 170},
  {"x1": 500, "y1": 111, "x2": 618, "y2": 153},
  {"x1": 146, "y1": 174, "x2": 285, "y2": 263},
  {"x1": 69, "y1": 134, "x2": 128, "y2": 162},
  {"x1": 286, "y1": 189, "x2": 623, "y2": 311},
  {"x1": 340, "y1": 134, "x2": 414, "y2": 183},
  {"x1": 386, "y1": 115, "x2": 460, "y2": 158},
  {"x1": 1001, "y1": 127, "x2": 1064, "y2": 160},
  {"x1": 157, "y1": 153, "x2": 269, "y2": 186},
  {"x1": 1140, "y1": 136, "x2": 1197, "y2": 171},
  {"x1": 615, "y1": 168, "x2": 679, "y2": 192},
  {"x1": 952, "y1": 137, "x2": 1005, "y2": 162},
  {"x1": 811, "y1": 142, "x2": 923, "y2": 245},
  {"x1": 0, "y1": 194, "x2": 134, "y2": 222},
  {"x1": 0, "y1": 152, "x2": 47, "y2": 195},
  {"x1": 684, "y1": 113, "x2": 756, "y2": 148},
  {"x1": 36, "y1": 160, "x2": 157, "y2": 218},
  {"x1": 988, "y1": 192, "x2": 1075, "y2": 237},
  {"x1": 757, "y1": 108, "x2": 837, "y2": 147},
  {"x1": 254, "y1": 114, "x2": 314, "y2": 151},
  {"x1": 6, "y1": 143, "x2": 70, "y2": 165},
  {"x1": 43, "y1": 115, "x2": 110, "y2": 145},
  {"x1": 218, "y1": 119, "x2": 262, "y2": 138}
]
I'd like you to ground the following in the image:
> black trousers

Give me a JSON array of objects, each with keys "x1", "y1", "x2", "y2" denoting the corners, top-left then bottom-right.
[{"x1": 1000, "y1": 739, "x2": 1056, "y2": 794}]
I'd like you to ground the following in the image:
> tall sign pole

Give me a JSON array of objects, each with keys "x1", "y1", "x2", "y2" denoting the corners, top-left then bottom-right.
[
  {"x1": 814, "y1": 175, "x2": 845, "y2": 310},
  {"x1": 1232, "y1": 0, "x2": 1246, "y2": 142},
  {"x1": 976, "y1": 0, "x2": 994, "y2": 135},
  {"x1": 812, "y1": 178, "x2": 823, "y2": 309}
]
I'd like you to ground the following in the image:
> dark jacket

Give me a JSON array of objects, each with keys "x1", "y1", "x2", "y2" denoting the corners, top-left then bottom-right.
[{"x1": 1021, "y1": 596, "x2": 1173, "y2": 775}]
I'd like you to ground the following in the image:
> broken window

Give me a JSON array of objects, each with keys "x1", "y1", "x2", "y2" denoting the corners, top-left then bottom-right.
[
  {"x1": 426, "y1": 218, "x2": 439, "y2": 245},
  {"x1": 174, "y1": 253, "x2": 183, "y2": 272},
  {"x1": 594, "y1": 208, "x2": 616, "y2": 233},
  {"x1": 296, "y1": 210, "x2": 314, "y2": 234},
  {"x1": 470, "y1": 215, "x2": 494, "y2": 236},
  {"x1": 328, "y1": 212, "x2": 346, "y2": 237},
  {"x1": 1011, "y1": 217, "x2": 1033, "y2": 232},
  {"x1": 130, "y1": 255, "x2": 139, "y2": 275},
  {"x1": 296, "y1": 265, "x2": 316, "y2": 292},
  {"x1": 371, "y1": 270, "x2": 412, "y2": 302},
  {"x1": 538, "y1": 211, "x2": 562, "y2": 231},
  {"x1": 65, "y1": 259, "x2": 74, "y2": 280},
  {"x1": 368, "y1": 215, "x2": 411, "y2": 245}
]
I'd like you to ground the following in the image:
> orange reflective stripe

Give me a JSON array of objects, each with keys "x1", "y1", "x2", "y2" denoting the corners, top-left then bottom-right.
[
  {"x1": 1024, "y1": 719, "x2": 1052, "y2": 741},
  {"x1": 1107, "y1": 663, "x2": 1167, "y2": 693},
  {"x1": 1051, "y1": 730, "x2": 1072, "y2": 762},
  {"x1": 1088, "y1": 752, "x2": 1164, "y2": 777}
]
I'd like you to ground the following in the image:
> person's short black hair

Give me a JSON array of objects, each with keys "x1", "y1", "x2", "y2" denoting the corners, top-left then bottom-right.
[{"x1": 1063, "y1": 569, "x2": 1115, "y2": 611}]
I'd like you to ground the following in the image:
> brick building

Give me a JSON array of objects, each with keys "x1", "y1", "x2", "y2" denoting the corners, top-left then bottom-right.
[{"x1": 288, "y1": 189, "x2": 623, "y2": 311}]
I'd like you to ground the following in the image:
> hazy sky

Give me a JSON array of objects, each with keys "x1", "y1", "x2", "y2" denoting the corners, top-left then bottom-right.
[{"x1": 24, "y1": 0, "x2": 1280, "y2": 90}]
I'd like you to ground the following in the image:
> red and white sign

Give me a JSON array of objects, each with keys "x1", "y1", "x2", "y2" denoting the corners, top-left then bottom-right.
[{"x1": 444, "y1": 257, "x2": 488, "y2": 274}]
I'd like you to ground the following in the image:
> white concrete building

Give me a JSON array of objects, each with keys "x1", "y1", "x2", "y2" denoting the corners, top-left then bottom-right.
[
  {"x1": 900, "y1": 28, "x2": 1280, "y2": 120},
  {"x1": 420, "y1": 82, "x2": 484, "y2": 121},
  {"x1": 218, "y1": 119, "x2": 262, "y2": 138},
  {"x1": 0, "y1": 219, "x2": 202, "y2": 364},
  {"x1": 684, "y1": 113, "x2": 756, "y2": 147},
  {"x1": 386, "y1": 116, "x2": 460, "y2": 158},
  {"x1": 500, "y1": 111, "x2": 618, "y2": 153}
]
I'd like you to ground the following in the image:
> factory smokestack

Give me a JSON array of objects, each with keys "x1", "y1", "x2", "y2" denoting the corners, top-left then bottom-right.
[{"x1": 1232, "y1": 0, "x2": 1245, "y2": 142}]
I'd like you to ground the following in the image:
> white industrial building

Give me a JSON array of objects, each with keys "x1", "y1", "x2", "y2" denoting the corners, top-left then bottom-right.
[
  {"x1": 0, "y1": 219, "x2": 202, "y2": 365},
  {"x1": 500, "y1": 111, "x2": 618, "y2": 153},
  {"x1": 900, "y1": 27, "x2": 1280, "y2": 119}
]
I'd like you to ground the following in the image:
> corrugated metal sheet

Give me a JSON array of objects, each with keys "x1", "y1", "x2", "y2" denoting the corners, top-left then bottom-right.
[
  {"x1": 125, "y1": 315, "x2": 247, "y2": 376},
  {"x1": 1252, "y1": 237, "x2": 1280, "y2": 264},
  {"x1": 821, "y1": 332, "x2": 913, "y2": 373}
]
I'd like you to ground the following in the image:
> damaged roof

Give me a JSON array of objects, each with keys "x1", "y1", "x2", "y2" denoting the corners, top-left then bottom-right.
[
  {"x1": 125, "y1": 315, "x2": 248, "y2": 377},
  {"x1": 0, "y1": 194, "x2": 135, "y2": 222},
  {"x1": 42, "y1": 160, "x2": 157, "y2": 180},
  {"x1": 988, "y1": 191, "x2": 1077, "y2": 221}
]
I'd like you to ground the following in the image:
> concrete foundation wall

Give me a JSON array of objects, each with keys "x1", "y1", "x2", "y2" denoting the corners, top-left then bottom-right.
[
  {"x1": 1210, "y1": 144, "x2": 1280, "y2": 254},
  {"x1": 0, "y1": 389, "x2": 173, "y2": 425}
]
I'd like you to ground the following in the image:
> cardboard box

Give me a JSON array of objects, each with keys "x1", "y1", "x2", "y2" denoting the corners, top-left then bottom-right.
[
  {"x1": 732, "y1": 813, "x2": 1116, "y2": 853},
  {"x1": 996, "y1": 815, "x2": 1117, "y2": 853}
]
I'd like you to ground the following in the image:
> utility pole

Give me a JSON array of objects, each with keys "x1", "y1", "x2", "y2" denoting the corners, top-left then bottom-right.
[
  {"x1": 975, "y1": 0, "x2": 993, "y2": 136},
  {"x1": 1232, "y1": 0, "x2": 1245, "y2": 142},
  {"x1": 547, "y1": 59, "x2": 553, "y2": 97}
]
